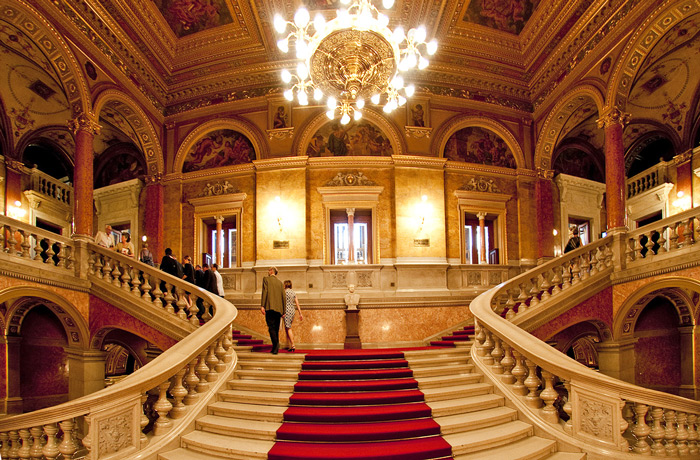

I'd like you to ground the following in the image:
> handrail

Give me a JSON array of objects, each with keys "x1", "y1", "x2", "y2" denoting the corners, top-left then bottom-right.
[
  {"x1": 470, "y1": 210, "x2": 700, "y2": 456},
  {"x1": 0, "y1": 226, "x2": 238, "y2": 460}
]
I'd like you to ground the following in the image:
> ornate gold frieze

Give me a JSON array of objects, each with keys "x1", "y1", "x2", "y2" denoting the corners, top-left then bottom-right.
[
  {"x1": 326, "y1": 172, "x2": 376, "y2": 187},
  {"x1": 459, "y1": 177, "x2": 502, "y2": 193},
  {"x1": 267, "y1": 128, "x2": 294, "y2": 140},
  {"x1": 404, "y1": 126, "x2": 432, "y2": 139},
  {"x1": 199, "y1": 180, "x2": 238, "y2": 197}
]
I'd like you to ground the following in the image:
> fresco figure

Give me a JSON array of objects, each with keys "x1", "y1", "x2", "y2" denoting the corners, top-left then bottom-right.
[
  {"x1": 306, "y1": 120, "x2": 393, "y2": 158},
  {"x1": 183, "y1": 129, "x2": 255, "y2": 172},
  {"x1": 443, "y1": 127, "x2": 516, "y2": 168}
]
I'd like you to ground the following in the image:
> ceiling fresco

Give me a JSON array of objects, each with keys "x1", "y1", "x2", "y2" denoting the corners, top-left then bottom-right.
[
  {"x1": 152, "y1": 0, "x2": 234, "y2": 37},
  {"x1": 444, "y1": 127, "x2": 517, "y2": 168},
  {"x1": 462, "y1": 0, "x2": 541, "y2": 34}
]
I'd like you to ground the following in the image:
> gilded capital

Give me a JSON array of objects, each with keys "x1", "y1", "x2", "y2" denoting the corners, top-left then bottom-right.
[
  {"x1": 596, "y1": 108, "x2": 630, "y2": 129},
  {"x1": 6, "y1": 159, "x2": 24, "y2": 173},
  {"x1": 536, "y1": 168, "x2": 555, "y2": 180},
  {"x1": 144, "y1": 173, "x2": 163, "y2": 184},
  {"x1": 673, "y1": 150, "x2": 692, "y2": 165},
  {"x1": 67, "y1": 113, "x2": 101, "y2": 136}
]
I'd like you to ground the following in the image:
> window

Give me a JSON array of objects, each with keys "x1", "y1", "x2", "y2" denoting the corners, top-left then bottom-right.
[
  {"x1": 330, "y1": 209, "x2": 372, "y2": 265},
  {"x1": 208, "y1": 218, "x2": 237, "y2": 268},
  {"x1": 464, "y1": 214, "x2": 496, "y2": 264}
]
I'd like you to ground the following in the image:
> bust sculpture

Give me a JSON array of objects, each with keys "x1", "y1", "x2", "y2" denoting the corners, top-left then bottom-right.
[{"x1": 344, "y1": 284, "x2": 360, "y2": 310}]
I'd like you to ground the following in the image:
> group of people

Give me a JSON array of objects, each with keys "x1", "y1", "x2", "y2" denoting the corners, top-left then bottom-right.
[
  {"x1": 95, "y1": 224, "x2": 135, "y2": 257},
  {"x1": 260, "y1": 267, "x2": 303, "y2": 354}
]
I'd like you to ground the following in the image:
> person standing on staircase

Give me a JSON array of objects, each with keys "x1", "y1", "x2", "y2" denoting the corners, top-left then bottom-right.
[{"x1": 260, "y1": 266, "x2": 285, "y2": 354}]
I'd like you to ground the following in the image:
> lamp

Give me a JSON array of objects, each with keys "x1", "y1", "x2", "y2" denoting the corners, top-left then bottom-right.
[
  {"x1": 672, "y1": 190, "x2": 691, "y2": 212},
  {"x1": 7, "y1": 200, "x2": 26, "y2": 220},
  {"x1": 274, "y1": 196, "x2": 284, "y2": 232},
  {"x1": 274, "y1": 0, "x2": 437, "y2": 124}
]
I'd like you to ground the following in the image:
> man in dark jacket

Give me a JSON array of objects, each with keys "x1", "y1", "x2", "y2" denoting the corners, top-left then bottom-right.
[{"x1": 260, "y1": 266, "x2": 285, "y2": 354}]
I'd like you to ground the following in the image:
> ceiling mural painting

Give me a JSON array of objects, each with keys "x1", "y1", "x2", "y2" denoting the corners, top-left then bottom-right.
[
  {"x1": 306, "y1": 120, "x2": 393, "y2": 157},
  {"x1": 553, "y1": 147, "x2": 604, "y2": 183},
  {"x1": 95, "y1": 145, "x2": 147, "y2": 189},
  {"x1": 153, "y1": 0, "x2": 234, "y2": 37},
  {"x1": 462, "y1": 0, "x2": 541, "y2": 35},
  {"x1": 182, "y1": 129, "x2": 255, "y2": 173},
  {"x1": 558, "y1": 101, "x2": 598, "y2": 142},
  {"x1": 444, "y1": 126, "x2": 517, "y2": 168}
]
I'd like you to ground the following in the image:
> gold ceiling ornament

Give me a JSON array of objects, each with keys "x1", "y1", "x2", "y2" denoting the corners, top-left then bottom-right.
[{"x1": 274, "y1": 0, "x2": 437, "y2": 125}]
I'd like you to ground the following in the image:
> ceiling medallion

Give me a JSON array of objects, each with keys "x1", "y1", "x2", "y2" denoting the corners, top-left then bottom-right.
[{"x1": 274, "y1": 0, "x2": 437, "y2": 125}]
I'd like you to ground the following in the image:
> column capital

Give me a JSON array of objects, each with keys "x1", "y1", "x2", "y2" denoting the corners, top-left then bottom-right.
[
  {"x1": 215, "y1": 215, "x2": 224, "y2": 224},
  {"x1": 596, "y1": 108, "x2": 631, "y2": 129},
  {"x1": 346, "y1": 208, "x2": 355, "y2": 217},
  {"x1": 673, "y1": 149, "x2": 693, "y2": 165},
  {"x1": 536, "y1": 168, "x2": 554, "y2": 180},
  {"x1": 144, "y1": 173, "x2": 163, "y2": 184},
  {"x1": 67, "y1": 112, "x2": 101, "y2": 136},
  {"x1": 5, "y1": 159, "x2": 24, "y2": 173},
  {"x1": 476, "y1": 211, "x2": 487, "y2": 220}
]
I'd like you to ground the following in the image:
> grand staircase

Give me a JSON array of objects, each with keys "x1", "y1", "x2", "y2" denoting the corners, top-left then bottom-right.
[{"x1": 159, "y1": 334, "x2": 586, "y2": 460}]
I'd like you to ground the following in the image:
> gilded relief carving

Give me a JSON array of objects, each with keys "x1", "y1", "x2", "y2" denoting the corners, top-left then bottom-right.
[
  {"x1": 579, "y1": 398, "x2": 614, "y2": 441},
  {"x1": 98, "y1": 411, "x2": 133, "y2": 455}
]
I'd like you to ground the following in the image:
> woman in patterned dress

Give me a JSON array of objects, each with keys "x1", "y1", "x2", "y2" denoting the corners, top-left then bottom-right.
[{"x1": 283, "y1": 280, "x2": 303, "y2": 352}]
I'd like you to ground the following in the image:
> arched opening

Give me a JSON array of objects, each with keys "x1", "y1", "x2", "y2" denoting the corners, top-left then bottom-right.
[{"x1": 100, "y1": 329, "x2": 157, "y2": 386}]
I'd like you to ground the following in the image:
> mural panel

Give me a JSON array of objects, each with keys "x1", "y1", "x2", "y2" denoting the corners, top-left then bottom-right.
[
  {"x1": 553, "y1": 148, "x2": 604, "y2": 183},
  {"x1": 443, "y1": 126, "x2": 516, "y2": 168},
  {"x1": 153, "y1": 0, "x2": 233, "y2": 37},
  {"x1": 306, "y1": 120, "x2": 393, "y2": 157},
  {"x1": 462, "y1": 0, "x2": 540, "y2": 35},
  {"x1": 183, "y1": 129, "x2": 255, "y2": 172}
]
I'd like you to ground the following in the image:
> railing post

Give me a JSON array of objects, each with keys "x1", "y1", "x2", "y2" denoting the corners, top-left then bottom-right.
[
  {"x1": 609, "y1": 230, "x2": 628, "y2": 272},
  {"x1": 71, "y1": 238, "x2": 91, "y2": 281}
]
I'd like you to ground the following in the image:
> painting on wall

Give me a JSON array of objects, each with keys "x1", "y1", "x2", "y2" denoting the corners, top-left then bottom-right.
[
  {"x1": 95, "y1": 146, "x2": 146, "y2": 189},
  {"x1": 552, "y1": 148, "x2": 604, "y2": 183},
  {"x1": 305, "y1": 120, "x2": 393, "y2": 157},
  {"x1": 443, "y1": 127, "x2": 517, "y2": 168},
  {"x1": 407, "y1": 98, "x2": 429, "y2": 127},
  {"x1": 269, "y1": 100, "x2": 291, "y2": 130},
  {"x1": 182, "y1": 129, "x2": 255, "y2": 173},
  {"x1": 154, "y1": 0, "x2": 233, "y2": 38},
  {"x1": 462, "y1": 0, "x2": 540, "y2": 35}
]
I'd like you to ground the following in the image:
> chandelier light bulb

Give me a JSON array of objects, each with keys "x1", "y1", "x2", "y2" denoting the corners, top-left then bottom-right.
[
  {"x1": 398, "y1": 95, "x2": 407, "y2": 106},
  {"x1": 297, "y1": 63, "x2": 309, "y2": 79},
  {"x1": 405, "y1": 84, "x2": 415, "y2": 97},
  {"x1": 398, "y1": 58, "x2": 409, "y2": 72},
  {"x1": 314, "y1": 87, "x2": 324, "y2": 100},
  {"x1": 354, "y1": 110, "x2": 363, "y2": 121},
  {"x1": 338, "y1": 9, "x2": 351, "y2": 27},
  {"x1": 382, "y1": 0, "x2": 395, "y2": 8},
  {"x1": 284, "y1": 89, "x2": 294, "y2": 101},
  {"x1": 327, "y1": 96, "x2": 337, "y2": 109},
  {"x1": 393, "y1": 75, "x2": 404, "y2": 89},
  {"x1": 427, "y1": 39, "x2": 438, "y2": 55},
  {"x1": 377, "y1": 13, "x2": 389, "y2": 28},
  {"x1": 281, "y1": 69, "x2": 292, "y2": 83},
  {"x1": 296, "y1": 39, "x2": 308, "y2": 59},
  {"x1": 340, "y1": 0, "x2": 351, "y2": 5},
  {"x1": 359, "y1": 10, "x2": 373, "y2": 28},
  {"x1": 414, "y1": 25, "x2": 427, "y2": 43},
  {"x1": 340, "y1": 113, "x2": 351, "y2": 125},
  {"x1": 418, "y1": 56, "x2": 429, "y2": 70},
  {"x1": 392, "y1": 26, "x2": 405, "y2": 43},
  {"x1": 297, "y1": 91, "x2": 309, "y2": 105},
  {"x1": 294, "y1": 8, "x2": 310, "y2": 28},
  {"x1": 326, "y1": 110, "x2": 335, "y2": 120},
  {"x1": 273, "y1": 14, "x2": 287, "y2": 33},
  {"x1": 383, "y1": 103, "x2": 393, "y2": 113},
  {"x1": 277, "y1": 38, "x2": 289, "y2": 53},
  {"x1": 314, "y1": 13, "x2": 326, "y2": 33},
  {"x1": 356, "y1": 97, "x2": 365, "y2": 109},
  {"x1": 371, "y1": 94, "x2": 381, "y2": 105}
]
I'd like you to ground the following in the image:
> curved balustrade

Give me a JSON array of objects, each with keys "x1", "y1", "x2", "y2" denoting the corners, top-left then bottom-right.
[
  {"x1": 0, "y1": 218, "x2": 74, "y2": 270},
  {"x1": 0, "y1": 225, "x2": 238, "y2": 459},
  {"x1": 471, "y1": 210, "x2": 700, "y2": 457}
]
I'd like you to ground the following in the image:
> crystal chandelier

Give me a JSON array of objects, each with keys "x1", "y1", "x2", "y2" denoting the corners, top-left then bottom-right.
[{"x1": 273, "y1": 0, "x2": 437, "y2": 125}]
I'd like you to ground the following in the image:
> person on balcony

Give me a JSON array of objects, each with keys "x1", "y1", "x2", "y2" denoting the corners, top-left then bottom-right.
[
  {"x1": 564, "y1": 227, "x2": 582, "y2": 253},
  {"x1": 94, "y1": 224, "x2": 114, "y2": 248},
  {"x1": 115, "y1": 232, "x2": 134, "y2": 257}
]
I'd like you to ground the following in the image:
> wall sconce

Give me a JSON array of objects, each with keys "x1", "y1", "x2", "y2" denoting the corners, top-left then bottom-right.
[
  {"x1": 142, "y1": 235, "x2": 147, "y2": 242},
  {"x1": 672, "y1": 191, "x2": 691, "y2": 212},
  {"x1": 416, "y1": 195, "x2": 430, "y2": 232},
  {"x1": 7, "y1": 200, "x2": 26, "y2": 220},
  {"x1": 274, "y1": 196, "x2": 284, "y2": 232},
  {"x1": 552, "y1": 229, "x2": 558, "y2": 236}
]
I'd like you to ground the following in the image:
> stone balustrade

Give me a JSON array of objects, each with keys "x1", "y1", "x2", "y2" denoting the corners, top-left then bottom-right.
[
  {"x1": 626, "y1": 161, "x2": 671, "y2": 200},
  {"x1": 626, "y1": 207, "x2": 699, "y2": 264},
  {"x1": 29, "y1": 167, "x2": 72, "y2": 206},
  {"x1": 0, "y1": 216, "x2": 238, "y2": 459}
]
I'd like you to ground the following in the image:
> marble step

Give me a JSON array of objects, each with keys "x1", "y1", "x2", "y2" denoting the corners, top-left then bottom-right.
[
  {"x1": 208, "y1": 400, "x2": 285, "y2": 422},
  {"x1": 436, "y1": 405, "x2": 517, "y2": 435},
  {"x1": 227, "y1": 378, "x2": 296, "y2": 392},
  {"x1": 236, "y1": 359, "x2": 303, "y2": 372},
  {"x1": 196, "y1": 414, "x2": 280, "y2": 440},
  {"x1": 444, "y1": 420, "x2": 534, "y2": 457},
  {"x1": 412, "y1": 364, "x2": 474, "y2": 378},
  {"x1": 427, "y1": 393, "x2": 505, "y2": 418},
  {"x1": 234, "y1": 369, "x2": 300, "y2": 381},
  {"x1": 404, "y1": 348, "x2": 471, "y2": 359},
  {"x1": 453, "y1": 435, "x2": 559, "y2": 460},
  {"x1": 218, "y1": 388, "x2": 291, "y2": 406},
  {"x1": 416, "y1": 372, "x2": 482, "y2": 389},
  {"x1": 179, "y1": 430, "x2": 272, "y2": 460},
  {"x1": 406, "y1": 354, "x2": 472, "y2": 368},
  {"x1": 421, "y1": 382, "x2": 492, "y2": 402}
]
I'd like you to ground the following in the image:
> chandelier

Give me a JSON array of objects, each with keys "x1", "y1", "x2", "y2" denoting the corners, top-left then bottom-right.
[{"x1": 273, "y1": 0, "x2": 437, "y2": 124}]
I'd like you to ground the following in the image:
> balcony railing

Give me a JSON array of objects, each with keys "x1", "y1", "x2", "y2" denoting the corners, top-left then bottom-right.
[
  {"x1": 28, "y1": 168, "x2": 72, "y2": 207},
  {"x1": 626, "y1": 161, "x2": 671, "y2": 200}
]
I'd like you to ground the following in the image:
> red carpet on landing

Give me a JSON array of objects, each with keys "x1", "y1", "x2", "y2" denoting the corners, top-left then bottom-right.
[{"x1": 267, "y1": 349, "x2": 454, "y2": 460}]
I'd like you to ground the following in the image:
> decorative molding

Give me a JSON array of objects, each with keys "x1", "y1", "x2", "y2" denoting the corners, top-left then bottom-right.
[
  {"x1": 267, "y1": 127, "x2": 294, "y2": 140},
  {"x1": 596, "y1": 108, "x2": 630, "y2": 129},
  {"x1": 326, "y1": 172, "x2": 376, "y2": 187},
  {"x1": 67, "y1": 112, "x2": 101, "y2": 136},
  {"x1": 199, "y1": 180, "x2": 238, "y2": 197},
  {"x1": 536, "y1": 168, "x2": 555, "y2": 180},
  {"x1": 459, "y1": 177, "x2": 502, "y2": 194},
  {"x1": 404, "y1": 126, "x2": 432, "y2": 138}
]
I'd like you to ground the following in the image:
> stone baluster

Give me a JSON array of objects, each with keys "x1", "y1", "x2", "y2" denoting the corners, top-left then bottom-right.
[
  {"x1": 510, "y1": 349, "x2": 528, "y2": 396},
  {"x1": 619, "y1": 404, "x2": 630, "y2": 452},
  {"x1": 561, "y1": 261, "x2": 572, "y2": 289},
  {"x1": 523, "y1": 359, "x2": 542, "y2": 409},
  {"x1": 92, "y1": 255, "x2": 102, "y2": 278},
  {"x1": 8, "y1": 430, "x2": 20, "y2": 459},
  {"x1": 490, "y1": 336, "x2": 503, "y2": 374},
  {"x1": 500, "y1": 342, "x2": 515, "y2": 384},
  {"x1": 111, "y1": 262, "x2": 122, "y2": 287},
  {"x1": 634, "y1": 235, "x2": 646, "y2": 259},
  {"x1": 80, "y1": 415, "x2": 92, "y2": 458},
  {"x1": 130, "y1": 267, "x2": 142, "y2": 297},
  {"x1": 195, "y1": 350, "x2": 210, "y2": 393},
  {"x1": 162, "y1": 284, "x2": 175, "y2": 314},
  {"x1": 649, "y1": 406, "x2": 666, "y2": 456},
  {"x1": 184, "y1": 358, "x2": 201, "y2": 405},
  {"x1": 42, "y1": 424, "x2": 60, "y2": 460},
  {"x1": 188, "y1": 297, "x2": 200, "y2": 327},
  {"x1": 102, "y1": 258, "x2": 113, "y2": 283},
  {"x1": 669, "y1": 223, "x2": 680, "y2": 250},
  {"x1": 32, "y1": 236, "x2": 43, "y2": 262},
  {"x1": 202, "y1": 301, "x2": 212, "y2": 322},
  {"x1": 17, "y1": 231, "x2": 29, "y2": 258},
  {"x1": 528, "y1": 278, "x2": 540, "y2": 307},
  {"x1": 153, "y1": 380, "x2": 174, "y2": 436},
  {"x1": 550, "y1": 266, "x2": 562, "y2": 295},
  {"x1": 621, "y1": 402, "x2": 635, "y2": 441},
  {"x1": 631, "y1": 403, "x2": 651, "y2": 454},
  {"x1": 682, "y1": 218, "x2": 695, "y2": 246},
  {"x1": 55, "y1": 242, "x2": 67, "y2": 268},
  {"x1": 141, "y1": 273, "x2": 152, "y2": 301},
  {"x1": 570, "y1": 257, "x2": 581, "y2": 284},
  {"x1": 688, "y1": 414, "x2": 699, "y2": 455},
  {"x1": 664, "y1": 409, "x2": 679, "y2": 457},
  {"x1": 474, "y1": 321, "x2": 485, "y2": 356},
  {"x1": 657, "y1": 226, "x2": 668, "y2": 253},
  {"x1": 588, "y1": 249, "x2": 599, "y2": 276},
  {"x1": 539, "y1": 271, "x2": 551, "y2": 301},
  {"x1": 539, "y1": 370, "x2": 559, "y2": 424},
  {"x1": 29, "y1": 426, "x2": 43, "y2": 460},
  {"x1": 481, "y1": 330, "x2": 494, "y2": 365},
  {"x1": 676, "y1": 412, "x2": 690, "y2": 456},
  {"x1": 504, "y1": 289, "x2": 516, "y2": 320},
  {"x1": 215, "y1": 336, "x2": 227, "y2": 373},
  {"x1": 120, "y1": 263, "x2": 132, "y2": 292},
  {"x1": 562, "y1": 380, "x2": 573, "y2": 434},
  {"x1": 140, "y1": 393, "x2": 149, "y2": 448},
  {"x1": 579, "y1": 252, "x2": 590, "y2": 280},
  {"x1": 169, "y1": 367, "x2": 188, "y2": 419},
  {"x1": 0, "y1": 432, "x2": 9, "y2": 458},
  {"x1": 151, "y1": 279, "x2": 163, "y2": 308},
  {"x1": 175, "y1": 287, "x2": 189, "y2": 321},
  {"x1": 18, "y1": 428, "x2": 31, "y2": 460},
  {"x1": 7, "y1": 227, "x2": 18, "y2": 254},
  {"x1": 206, "y1": 343, "x2": 219, "y2": 382},
  {"x1": 223, "y1": 326, "x2": 234, "y2": 362},
  {"x1": 58, "y1": 419, "x2": 78, "y2": 459}
]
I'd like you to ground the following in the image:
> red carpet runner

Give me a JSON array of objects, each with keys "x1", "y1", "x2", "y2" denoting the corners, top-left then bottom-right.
[{"x1": 267, "y1": 349, "x2": 454, "y2": 460}]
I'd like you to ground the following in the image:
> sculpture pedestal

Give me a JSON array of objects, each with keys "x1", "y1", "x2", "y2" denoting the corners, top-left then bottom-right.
[{"x1": 344, "y1": 309, "x2": 361, "y2": 349}]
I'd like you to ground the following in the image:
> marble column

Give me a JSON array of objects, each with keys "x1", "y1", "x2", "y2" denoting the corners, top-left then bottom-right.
[
  {"x1": 346, "y1": 208, "x2": 355, "y2": 264},
  {"x1": 477, "y1": 211, "x2": 487, "y2": 264},
  {"x1": 596, "y1": 337, "x2": 637, "y2": 383},
  {"x1": 215, "y1": 215, "x2": 224, "y2": 267},
  {"x1": 597, "y1": 109, "x2": 630, "y2": 233},
  {"x1": 536, "y1": 168, "x2": 555, "y2": 262},
  {"x1": 679, "y1": 325, "x2": 696, "y2": 399},
  {"x1": 67, "y1": 113, "x2": 101, "y2": 238},
  {"x1": 674, "y1": 150, "x2": 693, "y2": 211},
  {"x1": 144, "y1": 174, "x2": 164, "y2": 263},
  {"x1": 4, "y1": 336, "x2": 22, "y2": 414},
  {"x1": 4, "y1": 160, "x2": 23, "y2": 216},
  {"x1": 65, "y1": 348, "x2": 108, "y2": 400}
]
